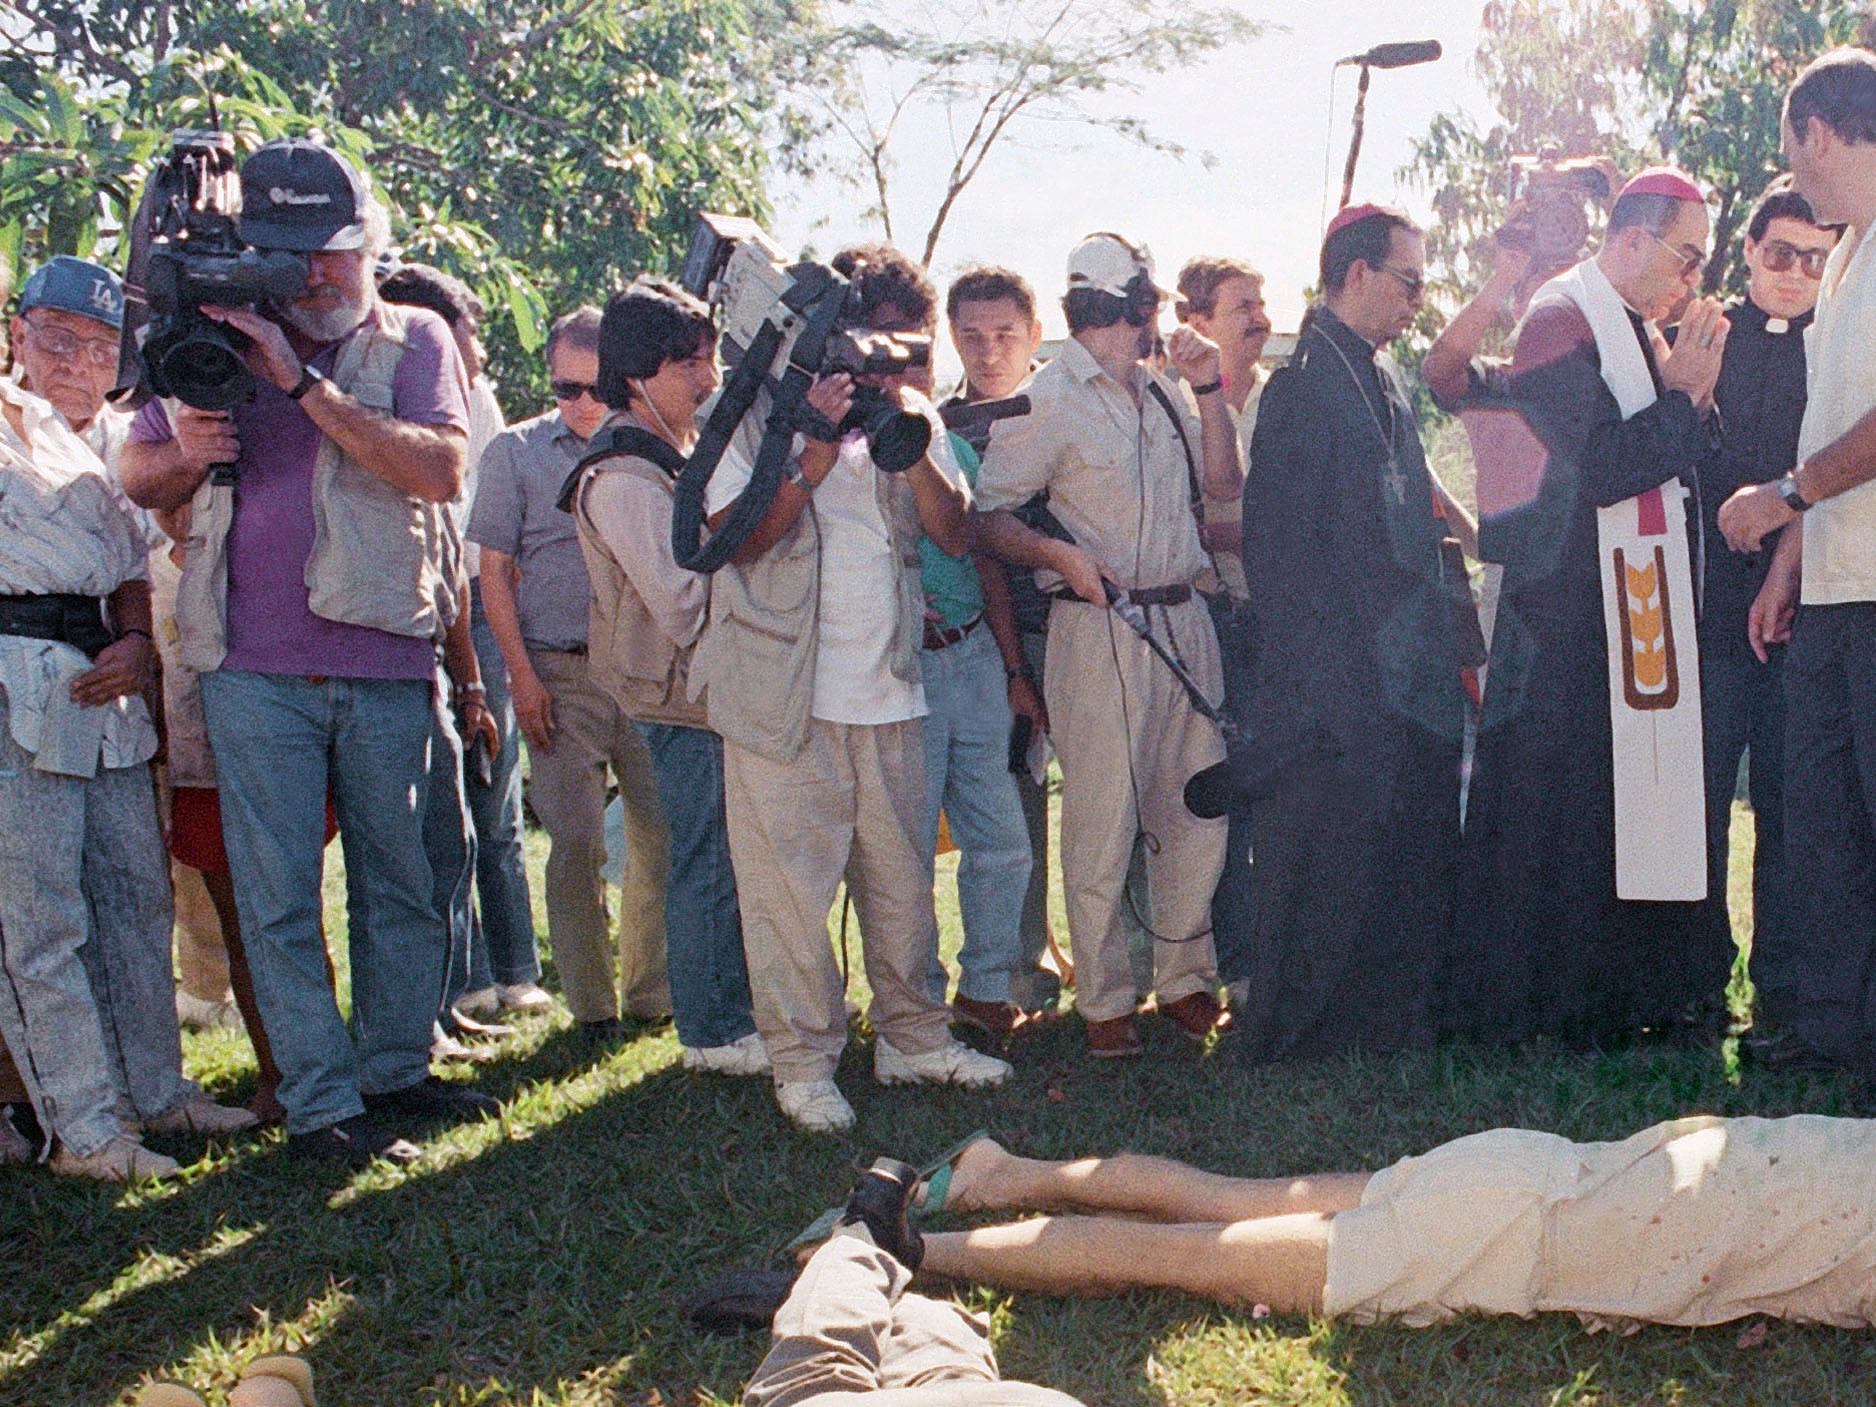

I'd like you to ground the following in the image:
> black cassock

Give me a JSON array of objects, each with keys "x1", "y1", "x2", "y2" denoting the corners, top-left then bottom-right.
[
  {"x1": 1236, "y1": 308, "x2": 1470, "y2": 1063},
  {"x1": 1450, "y1": 299, "x2": 1730, "y2": 1047}
]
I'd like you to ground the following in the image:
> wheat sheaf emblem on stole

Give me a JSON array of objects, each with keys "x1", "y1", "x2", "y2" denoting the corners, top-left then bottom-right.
[{"x1": 1612, "y1": 542, "x2": 1679, "y2": 710}]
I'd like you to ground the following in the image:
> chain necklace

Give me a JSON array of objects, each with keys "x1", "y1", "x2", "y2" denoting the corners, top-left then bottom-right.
[{"x1": 1309, "y1": 318, "x2": 1409, "y2": 506}]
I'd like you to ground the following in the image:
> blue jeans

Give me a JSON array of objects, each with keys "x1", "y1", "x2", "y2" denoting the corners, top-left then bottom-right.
[
  {"x1": 466, "y1": 589, "x2": 540, "y2": 986},
  {"x1": 425, "y1": 681, "x2": 479, "y2": 1011},
  {"x1": 635, "y1": 721, "x2": 756, "y2": 1049},
  {"x1": 200, "y1": 669, "x2": 445, "y2": 1134},
  {"x1": 918, "y1": 627, "x2": 1032, "y2": 1004}
]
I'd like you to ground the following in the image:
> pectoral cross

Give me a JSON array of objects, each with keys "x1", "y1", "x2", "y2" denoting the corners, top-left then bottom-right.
[{"x1": 1382, "y1": 456, "x2": 1408, "y2": 505}]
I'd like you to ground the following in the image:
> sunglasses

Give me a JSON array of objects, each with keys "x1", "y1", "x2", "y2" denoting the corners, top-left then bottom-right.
[
  {"x1": 1760, "y1": 240, "x2": 1831, "y2": 279},
  {"x1": 551, "y1": 379, "x2": 599, "y2": 401},
  {"x1": 23, "y1": 316, "x2": 120, "y2": 370},
  {"x1": 1646, "y1": 232, "x2": 1708, "y2": 279},
  {"x1": 1378, "y1": 264, "x2": 1425, "y2": 300}
]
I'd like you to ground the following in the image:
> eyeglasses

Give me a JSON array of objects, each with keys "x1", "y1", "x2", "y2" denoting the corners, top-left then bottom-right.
[
  {"x1": 1646, "y1": 232, "x2": 1708, "y2": 279},
  {"x1": 22, "y1": 316, "x2": 119, "y2": 369},
  {"x1": 1760, "y1": 240, "x2": 1832, "y2": 279},
  {"x1": 1377, "y1": 265, "x2": 1425, "y2": 300},
  {"x1": 551, "y1": 380, "x2": 599, "y2": 402}
]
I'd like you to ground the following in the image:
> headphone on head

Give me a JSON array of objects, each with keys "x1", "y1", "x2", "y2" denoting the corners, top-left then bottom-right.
[{"x1": 1079, "y1": 232, "x2": 1162, "y2": 327}]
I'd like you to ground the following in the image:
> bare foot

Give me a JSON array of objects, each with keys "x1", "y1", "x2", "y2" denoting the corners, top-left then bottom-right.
[{"x1": 917, "y1": 1135, "x2": 1007, "y2": 1215}]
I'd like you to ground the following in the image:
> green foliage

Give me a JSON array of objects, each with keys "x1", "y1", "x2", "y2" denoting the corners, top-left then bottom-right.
[{"x1": 1, "y1": 0, "x2": 811, "y2": 411}]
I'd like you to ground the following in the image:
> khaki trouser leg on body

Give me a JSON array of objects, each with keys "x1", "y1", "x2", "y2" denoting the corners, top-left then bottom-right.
[
  {"x1": 609, "y1": 719, "x2": 671, "y2": 1018},
  {"x1": 1046, "y1": 600, "x2": 1225, "y2": 1022},
  {"x1": 842, "y1": 719, "x2": 952, "y2": 1059},
  {"x1": 529, "y1": 649, "x2": 670, "y2": 1024},
  {"x1": 172, "y1": 860, "x2": 232, "y2": 1003}
]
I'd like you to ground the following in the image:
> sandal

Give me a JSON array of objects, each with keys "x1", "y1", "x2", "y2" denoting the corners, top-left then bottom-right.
[
  {"x1": 683, "y1": 1267, "x2": 799, "y2": 1335},
  {"x1": 916, "y1": 1128, "x2": 989, "y2": 1217}
]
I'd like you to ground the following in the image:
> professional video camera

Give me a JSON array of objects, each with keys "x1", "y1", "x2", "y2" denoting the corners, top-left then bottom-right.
[
  {"x1": 124, "y1": 130, "x2": 308, "y2": 411},
  {"x1": 1497, "y1": 148, "x2": 1618, "y2": 294}
]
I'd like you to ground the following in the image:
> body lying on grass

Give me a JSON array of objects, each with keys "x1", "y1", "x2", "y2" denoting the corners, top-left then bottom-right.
[{"x1": 907, "y1": 1118, "x2": 1876, "y2": 1331}]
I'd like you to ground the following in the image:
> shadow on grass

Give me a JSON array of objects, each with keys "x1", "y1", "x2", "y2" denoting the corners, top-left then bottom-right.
[{"x1": 7, "y1": 1021, "x2": 1876, "y2": 1407}]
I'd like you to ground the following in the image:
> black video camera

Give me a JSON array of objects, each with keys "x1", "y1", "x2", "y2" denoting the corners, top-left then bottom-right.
[{"x1": 125, "y1": 131, "x2": 308, "y2": 411}]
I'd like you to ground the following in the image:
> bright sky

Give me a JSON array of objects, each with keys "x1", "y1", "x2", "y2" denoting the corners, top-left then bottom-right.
[{"x1": 772, "y1": 0, "x2": 1496, "y2": 369}]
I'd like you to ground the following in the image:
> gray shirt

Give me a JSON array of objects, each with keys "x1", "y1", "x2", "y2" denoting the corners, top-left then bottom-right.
[{"x1": 468, "y1": 408, "x2": 592, "y2": 651}]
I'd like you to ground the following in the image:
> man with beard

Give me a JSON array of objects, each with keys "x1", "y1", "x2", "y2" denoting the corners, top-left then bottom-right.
[
  {"x1": 1233, "y1": 207, "x2": 1473, "y2": 1063},
  {"x1": 122, "y1": 139, "x2": 499, "y2": 1168},
  {"x1": 1427, "y1": 169, "x2": 1730, "y2": 1047},
  {"x1": 975, "y1": 233, "x2": 1238, "y2": 1058}
]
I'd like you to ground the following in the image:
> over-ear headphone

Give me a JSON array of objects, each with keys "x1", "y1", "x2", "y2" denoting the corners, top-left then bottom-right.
[{"x1": 1088, "y1": 232, "x2": 1162, "y2": 327}]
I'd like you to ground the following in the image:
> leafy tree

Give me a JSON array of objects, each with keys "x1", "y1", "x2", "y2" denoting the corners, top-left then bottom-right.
[
  {"x1": 801, "y1": 0, "x2": 1263, "y2": 266},
  {"x1": 0, "y1": 0, "x2": 814, "y2": 408}
]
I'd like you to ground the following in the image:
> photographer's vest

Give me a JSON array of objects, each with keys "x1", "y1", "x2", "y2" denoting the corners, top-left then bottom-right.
[
  {"x1": 688, "y1": 462, "x2": 926, "y2": 764},
  {"x1": 173, "y1": 302, "x2": 461, "y2": 672},
  {"x1": 569, "y1": 447, "x2": 709, "y2": 729}
]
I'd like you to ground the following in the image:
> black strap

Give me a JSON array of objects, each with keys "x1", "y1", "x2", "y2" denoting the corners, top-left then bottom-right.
[
  {"x1": 1144, "y1": 380, "x2": 1204, "y2": 524},
  {"x1": 556, "y1": 424, "x2": 687, "y2": 515},
  {"x1": 0, "y1": 593, "x2": 113, "y2": 658}
]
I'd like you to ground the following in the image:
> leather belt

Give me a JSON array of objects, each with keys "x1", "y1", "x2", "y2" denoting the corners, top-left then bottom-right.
[
  {"x1": 922, "y1": 613, "x2": 982, "y2": 651},
  {"x1": 0, "y1": 592, "x2": 113, "y2": 658},
  {"x1": 1048, "y1": 583, "x2": 1193, "y2": 607}
]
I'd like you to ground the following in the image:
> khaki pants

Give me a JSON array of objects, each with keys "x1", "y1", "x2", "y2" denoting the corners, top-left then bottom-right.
[
  {"x1": 173, "y1": 860, "x2": 231, "y2": 1002},
  {"x1": 1045, "y1": 597, "x2": 1226, "y2": 1022},
  {"x1": 528, "y1": 649, "x2": 670, "y2": 1023},
  {"x1": 723, "y1": 718, "x2": 952, "y2": 1084}
]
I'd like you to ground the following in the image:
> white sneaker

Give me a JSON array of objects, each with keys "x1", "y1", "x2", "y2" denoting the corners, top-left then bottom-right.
[
  {"x1": 455, "y1": 986, "x2": 500, "y2": 1018},
  {"x1": 142, "y1": 1094, "x2": 261, "y2": 1136},
  {"x1": 50, "y1": 1133, "x2": 180, "y2": 1182},
  {"x1": 874, "y1": 1037, "x2": 1012, "y2": 1089},
  {"x1": 497, "y1": 981, "x2": 555, "y2": 1013},
  {"x1": 682, "y1": 1032, "x2": 773, "y2": 1076},
  {"x1": 175, "y1": 990, "x2": 242, "y2": 1032},
  {"x1": 776, "y1": 1079, "x2": 855, "y2": 1133}
]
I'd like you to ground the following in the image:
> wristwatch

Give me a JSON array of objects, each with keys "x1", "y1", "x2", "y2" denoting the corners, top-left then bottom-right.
[
  {"x1": 1775, "y1": 473, "x2": 1812, "y2": 514},
  {"x1": 287, "y1": 364, "x2": 326, "y2": 401}
]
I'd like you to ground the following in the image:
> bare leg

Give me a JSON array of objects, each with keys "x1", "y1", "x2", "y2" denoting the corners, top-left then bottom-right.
[
  {"x1": 921, "y1": 1213, "x2": 1332, "y2": 1313},
  {"x1": 935, "y1": 1138, "x2": 1370, "y2": 1222}
]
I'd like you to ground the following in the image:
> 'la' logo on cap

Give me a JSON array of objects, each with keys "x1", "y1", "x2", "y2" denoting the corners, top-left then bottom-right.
[{"x1": 89, "y1": 279, "x2": 119, "y2": 314}]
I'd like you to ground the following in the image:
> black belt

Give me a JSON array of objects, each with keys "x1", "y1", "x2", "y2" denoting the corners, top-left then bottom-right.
[
  {"x1": 0, "y1": 593, "x2": 113, "y2": 658},
  {"x1": 1049, "y1": 583, "x2": 1192, "y2": 607},
  {"x1": 922, "y1": 613, "x2": 982, "y2": 651}
]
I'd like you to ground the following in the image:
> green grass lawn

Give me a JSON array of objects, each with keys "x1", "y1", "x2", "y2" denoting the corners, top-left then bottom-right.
[{"x1": 8, "y1": 799, "x2": 1876, "y2": 1407}]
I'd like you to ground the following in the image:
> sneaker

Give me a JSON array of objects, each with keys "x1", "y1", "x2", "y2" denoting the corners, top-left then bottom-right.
[
  {"x1": 454, "y1": 986, "x2": 500, "y2": 1019},
  {"x1": 497, "y1": 981, "x2": 556, "y2": 1013},
  {"x1": 0, "y1": 1106, "x2": 31, "y2": 1164},
  {"x1": 175, "y1": 990, "x2": 243, "y2": 1032},
  {"x1": 286, "y1": 1113, "x2": 421, "y2": 1171},
  {"x1": 1159, "y1": 989, "x2": 1232, "y2": 1041},
  {"x1": 232, "y1": 1353, "x2": 316, "y2": 1407},
  {"x1": 50, "y1": 1133, "x2": 180, "y2": 1182},
  {"x1": 142, "y1": 1094, "x2": 261, "y2": 1136},
  {"x1": 683, "y1": 1032, "x2": 773, "y2": 1076},
  {"x1": 776, "y1": 1079, "x2": 855, "y2": 1133},
  {"x1": 874, "y1": 1037, "x2": 1012, "y2": 1089},
  {"x1": 1085, "y1": 1014, "x2": 1144, "y2": 1059},
  {"x1": 840, "y1": 1157, "x2": 924, "y2": 1270},
  {"x1": 362, "y1": 1075, "x2": 501, "y2": 1125}
]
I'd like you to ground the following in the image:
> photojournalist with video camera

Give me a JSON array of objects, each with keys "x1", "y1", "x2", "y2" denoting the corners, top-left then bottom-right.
[
  {"x1": 681, "y1": 236, "x2": 1011, "y2": 1132},
  {"x1": 119, "y1": 136, "x2": 499, "y2": 1167}
]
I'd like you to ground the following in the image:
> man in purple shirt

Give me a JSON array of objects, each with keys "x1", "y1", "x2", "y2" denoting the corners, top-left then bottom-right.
[{"x1": 121, "y1": 139, "x2": 498, "y2": 1168}]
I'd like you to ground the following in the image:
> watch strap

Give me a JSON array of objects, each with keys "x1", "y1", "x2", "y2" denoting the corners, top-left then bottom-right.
[{"x1": 287, "y1": 365, "x2": 325, "y2": 401}]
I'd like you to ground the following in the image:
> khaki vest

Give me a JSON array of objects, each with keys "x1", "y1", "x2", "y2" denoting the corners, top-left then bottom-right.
[
  {"x1": 571, "y1": 451, "x2": 708, "y2": 728},
  {"x1": 174, "y1": 301, "x2": 460, "y2": 671},
  {"x1": 689, "y1": 455, "x2": 926, "y2": 763}
]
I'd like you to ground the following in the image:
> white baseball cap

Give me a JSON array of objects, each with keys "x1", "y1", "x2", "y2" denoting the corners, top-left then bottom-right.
[{"x1": 1066, "y1": 232, "x2": 1163, "y2": 298}]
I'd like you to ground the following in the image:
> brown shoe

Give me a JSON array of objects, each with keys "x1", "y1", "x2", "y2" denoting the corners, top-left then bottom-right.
[
  {"x1": 1160, "y1": 989, "x2": 1232, "y2": 1040},
  {"x1": 1085, "y1": 1014, "x2": 1143, "y2": 1059},
  {"x1": 951, "y1": 995, "x2": 1030, "y2": 1038}
]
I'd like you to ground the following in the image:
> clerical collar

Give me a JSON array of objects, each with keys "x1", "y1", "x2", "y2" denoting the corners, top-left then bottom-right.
[{"x1": 1311, "y1": 305, "x2": 1377, "y2": 359}]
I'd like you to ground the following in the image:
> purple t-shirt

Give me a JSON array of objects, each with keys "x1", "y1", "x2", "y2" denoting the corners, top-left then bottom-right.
[{"x1": 131, "y1": 306, "x2": 470, "y2": 679}]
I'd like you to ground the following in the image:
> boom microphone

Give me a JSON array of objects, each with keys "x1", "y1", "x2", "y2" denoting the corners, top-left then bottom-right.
[{"x1": 1337, "y1": 40, "x2": 1442, "y2": 69}]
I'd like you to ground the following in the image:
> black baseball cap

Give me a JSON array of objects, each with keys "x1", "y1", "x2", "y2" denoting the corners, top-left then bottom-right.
[{"x1": 238, "y1": 139, "x2": 371, "y2": 253}]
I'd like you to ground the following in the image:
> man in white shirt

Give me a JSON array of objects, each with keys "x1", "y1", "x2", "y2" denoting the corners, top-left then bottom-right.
[
  {"x1": 1719, "y1": 46, "x2": 1876, "y2": 1075},
  {"x1": 690, "y1": 244, "x2": 1011, "y2": 1131}
]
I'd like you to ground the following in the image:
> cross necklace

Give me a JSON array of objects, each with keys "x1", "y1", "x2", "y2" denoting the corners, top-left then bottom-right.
[{"x1": 1312, "y1": 321, "x2": 1409, "y2": 506}]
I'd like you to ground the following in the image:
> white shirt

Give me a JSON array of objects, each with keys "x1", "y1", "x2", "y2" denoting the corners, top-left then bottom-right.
[
  {"x1": 0, "y1": 379, "x2": 157, "y2": 775},
  {"x1": 1799, "y1": 223, "x2": 1876, "y2": 604},
  {"x1": 708, "y1": 394, "x2": 961, "y2": 725}
]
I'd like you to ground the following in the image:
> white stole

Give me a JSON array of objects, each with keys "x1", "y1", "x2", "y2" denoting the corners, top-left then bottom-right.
[{"x1": 1532, "y1": 260, "x2": 1706, "y2": 901}]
